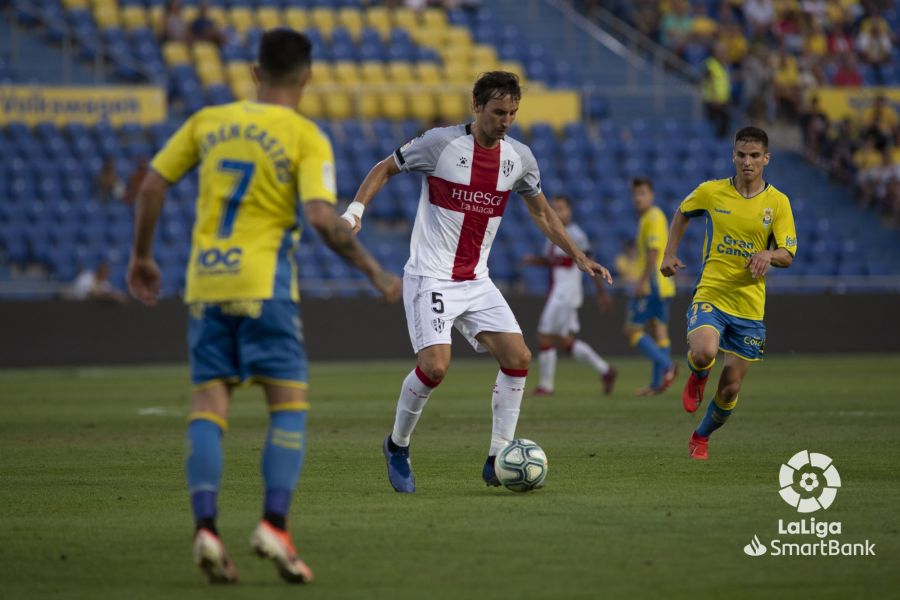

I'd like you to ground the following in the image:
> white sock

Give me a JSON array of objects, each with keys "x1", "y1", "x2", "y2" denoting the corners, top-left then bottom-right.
[
  {"x1": 489, "y1": 368, "x2": 527, "y2": 456},
  {"x1": 391, "y1": 367, "x2": 438, "y2": 447},
  {"x1": 572, "y1": 339, "x2": 609, "y2": 375},
  {"x1": 538, "y1": 348, "x2": 557, "y2": 391}
]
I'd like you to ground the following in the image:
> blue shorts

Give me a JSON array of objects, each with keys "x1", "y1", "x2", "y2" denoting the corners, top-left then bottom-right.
[
  {"x1": 626, "y1": 295, "x2": 671, "y2": 326},
  {"x1": 188, "y1": 300, "x2": 308, "y2": 388},
  {"x1": 686, "y1": 301, "x2": 766, "y2": 361}
]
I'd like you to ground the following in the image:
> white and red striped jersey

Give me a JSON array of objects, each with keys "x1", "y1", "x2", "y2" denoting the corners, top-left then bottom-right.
[
  {"x1": 544, "y1": 223, "x2": 591, "y2": 308},
  {"x1": 393, "y1": 124, "x2": 542, "y2": 281}
]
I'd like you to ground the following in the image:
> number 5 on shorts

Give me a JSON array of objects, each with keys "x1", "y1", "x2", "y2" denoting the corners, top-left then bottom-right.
[{"x1": 431, "y1": 292, "x2": 444, "y2": 314}]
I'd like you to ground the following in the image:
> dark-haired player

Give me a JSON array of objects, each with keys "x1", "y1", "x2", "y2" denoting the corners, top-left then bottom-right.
[
  {"x1": 525, "y1": 194, "x2": 616, "y2": 397},
  {"x1": 661, "y1": 126, "x2": 797, "y2": 460},
  {"x1": 128, "y1": 29, "x2": 400, "y2": 583},
  {"x1": 342, "y1": 71, "x2": 613, "y2": 492},
  {"x1": 625, "y1": 177, "x2": 677, "y2": 395}
]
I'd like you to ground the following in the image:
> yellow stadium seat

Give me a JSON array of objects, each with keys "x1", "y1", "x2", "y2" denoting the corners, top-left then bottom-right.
[
  {"x1": 323, "y1": 91, "x2": 354, "y2": 120},
  {"x1": 197, "y1": 62, "x2": 225, "y2": 87},
  {"x1": 445, "y1": 27, "x2": 472, "y2": 48},
  {"x1": 148, "y1": 5, "x2": 163, "y2": 35},
  {"x1": 298, "y1": 90, "x2": 324, "y2": 120},
  {"x1": 437, "y1": 93, "x2": 469, "y2": 122},
  {"x1": 357, "y1": 92, "x2": 380, "y2": 120},
  {"x1": 230, "y1": 78, "x2": 255, "y2": 101},
  {"x1": 182, "y1": 6, "x2": 198, "y2": 24},
  {"x1": 470, "y1": 45, "x2": 498, "y2": 69},
  {"x1": 387, "y1": 62, "x2": 414, "y2": 84},
  {"x1": 414, "y1": 63, "x2": 441, "y2": 84},
  {"x1": 256, "y1": 8, "x2": 282, "y2": 30},
  {"x1": 359, "y1": 62, "x2": 386, "y2": 84},
  {"x1": 365, "y1": 6, "x2": 391, "y2": 37},
  {"x1": 163, "y1": 41, "x2": 191, "y2": 66},
  {"x1": 121, "y1": 5, "x2": 147, "y2": 30},
  {"x1": 332, "y1": 61, "x2": 360, "y2": 85},
  {"x1": 442, "y1": 63, "x2": 472, "y2": 85},
  {"x1": 311, "y1": 7, "x2": 335, "y2": 37},
  {"x1": 310, "y1": 61, "x2": 334, "y2": 86},
  {"x1": 228, "y1": 7, "x2": 256, "y2": 35},
  {"x1": 442, "y1": 53, "x2": 473, "y2": 74},
  {"x1": 62, "y1": 0, "x2": 89, "y2": 9},
  {"x1": 337, "y1": 7, "x2": 363, "y2": 41},
  {"x1": 408, "y1": 93, "x2": 437, "y2": 122},
  {"x1": 93, "y1": 3, "x2": 120, "y2": 29},
  {"x1": 284, "y1": 7, "x2": 308, "y2": 31},
  {"x1": 392, "y1": 8, "x2": 417, "y2": 31},
  {"x1": 421, "y1": 8, "x2": 447, "y2": 29},
  {"x1": 498, "y1": 61, "x2": 526, "y2": 81},
  {"x1": 207, "y1": 6, "x2": 227, "y2": 28},
  {"x1": 192, "y1": 41, "x2": 220, "y2": 63},
  {"x1": 380, "y1": 91, "x2": 408, "y2": 120}
]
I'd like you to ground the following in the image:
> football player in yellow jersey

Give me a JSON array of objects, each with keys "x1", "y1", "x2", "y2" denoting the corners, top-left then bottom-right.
[
  {"x1": 625, "y1": 178, "x2": 678, "y2": 395},
  {"x1": 661, "y1": 127, "x2": 797, "y2": 460},
  {"x1": 127, "y1": 30, "x2": 401, "y2": 584}
]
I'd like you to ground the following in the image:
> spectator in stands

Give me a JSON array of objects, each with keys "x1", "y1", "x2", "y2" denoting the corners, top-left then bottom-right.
[
  {"x1": 800, "y1": 95, "x2": 830, "y2": 156},
  {"x1": 719, "y1": 20, "x2": 748, "y2": 68},
  {"x1": 853, "y1": 133, "x2": 884, "y2": 204},
  {"x1": 772, "y1": 6, "x2": 803, "y2": 51},
  {"x1": 659, "y1": 0, "x2": 693, "y2": 56},
  {"x1": 884, "y1": 177, "x2": 900, "y2": 227},
  {"x1": 742, "y1": 44, "x2": 774, "y2": 121},
  {"x1": 124, "y1": 156, "x2": 150, "y2": 206},
  {"x1": 97, "y1": 157, "x2": 125, "y2": 204},
  {"x1": 826, "y1": 22, "x2": 854, "y2": 56},
  {"x1": 190, "y1": 0, "x2": 227, "y2": 47},
  {"x1": 856, "y1": 15, "x2": 895, "y2": 84},
  {"x1": 690, "y1": 3, "x2": 718, "y2": 44},
  {"x1": 701, "y1": 46, "x2": 731, "y2": 138},
  {"x1": 861, "y1": 94, "x2": 898, "y2": 147},
  {"x1": 743, "y1": 0, "x2": 775, "y2": 39},
  {"x1": 773, "y1": 47, "x2": 802, "y2": 120},
  {"x1": 831, "y1": 52, "x2": 863, "y2": 86},
  {"x1": 67, "y1": 263, "x2": 128, "y2": 303},
  {"x1": 827, "y1": 117, "x2": 857, "y2": 183},
  {"x1": 162, "y1": 0, "x2": 189, "y2": 44}
]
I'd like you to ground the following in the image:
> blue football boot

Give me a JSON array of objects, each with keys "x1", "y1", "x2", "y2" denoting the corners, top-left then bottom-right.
[
  {"x1": 482, "y1": 455, "x2": 501, "y2": 487},
  {"x1": 383, "y1": 435, "x2": 415, "y2": 493}
]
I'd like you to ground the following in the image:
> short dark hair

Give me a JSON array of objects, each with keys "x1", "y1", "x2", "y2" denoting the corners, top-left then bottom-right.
[
  {"x1": 472, "y1": 71, "x2": 521, "y2": 108},
  {"x1": 258, "y1": 29, "x2": 311, "y2": 83},
  {"x1": 734, "y1": 126, "x2": 769, "y2": 149},
  {"x1": 631, "y1": 176, "x2": 654, "y2": 191}
]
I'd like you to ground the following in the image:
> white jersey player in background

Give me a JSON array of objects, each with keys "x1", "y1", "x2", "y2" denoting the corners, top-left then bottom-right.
[
  {"x1": 523, "y1": 195, "x2": 617, "y2": 397},
  {"x1": 342, "y1": 72, "x2": 613, "y2": 493}
]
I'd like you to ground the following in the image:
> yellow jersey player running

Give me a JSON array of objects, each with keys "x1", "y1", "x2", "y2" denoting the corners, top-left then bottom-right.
[
  {"x1": 624, "y1": 177, "x2": 678, "y2": 396},
  {"x1": 661, "y1": 126, "x2": 797, "y2": 460},
  {"x1": 127, "y1": 30, "x2": 400, "y2": 584}
]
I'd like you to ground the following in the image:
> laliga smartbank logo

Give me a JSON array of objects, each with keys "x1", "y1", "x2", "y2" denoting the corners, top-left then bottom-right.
[
  {"x1": 742, "y1": 450, "x2": 876, "y2": 558},
  {"x1": 778, "y1": 450, "x2": 841, "y2": 513}
]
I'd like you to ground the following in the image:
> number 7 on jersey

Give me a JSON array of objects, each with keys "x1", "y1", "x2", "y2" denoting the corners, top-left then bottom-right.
[{"x1": 217, "y1": 159, "x2": 255, "y2": 239}]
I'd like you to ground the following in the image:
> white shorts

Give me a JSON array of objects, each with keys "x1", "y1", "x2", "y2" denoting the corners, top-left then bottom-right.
[
  {"x1": 403, "y1": 273, "x2": 522, "y2": 354},
  {"x1": 537, "y1": 297, "x2": 580, "y2": 336}
]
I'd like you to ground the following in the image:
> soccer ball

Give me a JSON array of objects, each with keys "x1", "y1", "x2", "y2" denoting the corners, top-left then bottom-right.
[{"x1": 495, "y1": 439, "x2": 548, "y2": 492}]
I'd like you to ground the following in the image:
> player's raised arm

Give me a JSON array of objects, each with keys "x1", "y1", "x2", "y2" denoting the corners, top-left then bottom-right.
[
  {"x1": 660, "y1": 210, "x2": 689, "y2": 277},
  {"x1": 128, "y1": 170, "x2": 171, "y2": 306},
  {"x1": 522, "y1": 192, "x2": 612, "y2": 285},
  {"x1": 305, "y1": 200, "x2": 401, "y2": 302},
  {"x1": 341, "y1": 156, "x2": 401, "y2": 234}
]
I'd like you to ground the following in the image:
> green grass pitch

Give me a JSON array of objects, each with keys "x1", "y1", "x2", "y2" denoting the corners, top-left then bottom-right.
[{"x1": 1, "y1": 355, "x2": 898, "y2": 599}]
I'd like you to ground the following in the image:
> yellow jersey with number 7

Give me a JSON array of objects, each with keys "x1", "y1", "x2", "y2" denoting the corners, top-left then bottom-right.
[
  {"x1": 150, "y1": 100, "x2": 336, "y2": 303},
  {"x1": 679, "y1": 178, "x2": 797, "y2": 320}
]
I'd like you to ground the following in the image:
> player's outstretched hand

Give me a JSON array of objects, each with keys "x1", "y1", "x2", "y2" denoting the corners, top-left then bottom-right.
[
  {"x1": 660, "y1": 255, "x2": 685, "y2": 277},
  {"x1": 127, "y1": 256, "x2": 162, "y2": 307},
  {"x1": 745, "y1": 250, "x2": 772, "y2": 279},
  {"x1": 577, "y1": 256, "x2": 613, "y2": 285},
  {"x1": 374, "y1": 270, "x2": 402, "y2": 303}
]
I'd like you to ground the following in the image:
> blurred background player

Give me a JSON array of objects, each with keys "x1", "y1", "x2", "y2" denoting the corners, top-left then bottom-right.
[
  {"x1": 127, "y1": 29, "x2": 400, "y2": 583},
  {"x1": 523, "y1": 194, "x2": 616, "y2": 397},
  {"x1": 661, "y1": 126, "x2": 797, "y2": 460},
  {"x1": 624, "y1": 177, "x2": 677, "y2": 396},
  {"x1": 341, "y1": 71, "x2": 612, "y2": 493}
]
